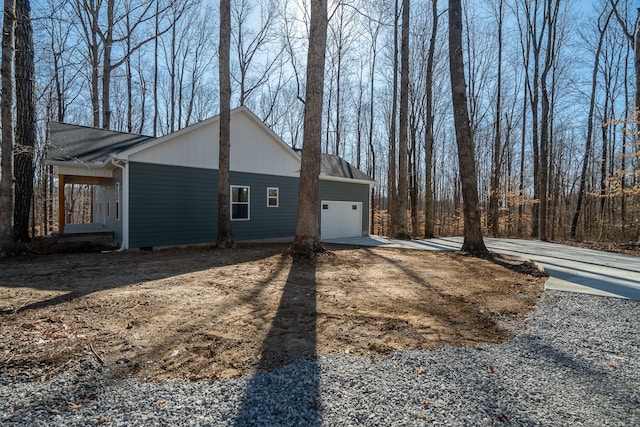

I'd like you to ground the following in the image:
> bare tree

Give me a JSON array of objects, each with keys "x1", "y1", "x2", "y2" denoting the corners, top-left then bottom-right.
[
  {"x1": 218, "y1": 0, "x2": 233, "y2": 247},
  {"x1": 13, "y1": 0, "x2": 36, "y2": 242},
  {"x1": 571, "y1": 6, "x2": 613, "y2": 238},
  {"x1": 388, "y1": 0, "x2": 399, "y2": 235},
  {"x1": 448, "y1": 0, "x2": 487, "y2": 254},
  {"x1": 424, "y1": 0, "x2": 439, "y2": 239},
  {"x1": 231, "y1": 0, "x2": 281, "y2": 107},
  {"x1": 488, "y1": 0, "x2": 504, "y2": 237},
  {"x1": 537, "y1": 0, "x2": 562, "y2": 241},
  {"x1": 0, "y1": 0, "x2": 15, "y2": 256},
  {"x1": 609, "y1": 0, "x2": 639, "y2": 116},
  {"x1": 394, "y1": 0, "x2": 410, "y2": 239},
  {"x1": 290, "y1": 0, "x2": 327, "y2": 257}
]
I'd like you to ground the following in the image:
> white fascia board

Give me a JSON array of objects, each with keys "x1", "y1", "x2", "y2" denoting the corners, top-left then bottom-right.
[
  {"x1": 50, "y1": 161, "x2": 114, "y2": 178},
  {"x1": 319, "y1": 174, "x2": 375, "y2": 186}
]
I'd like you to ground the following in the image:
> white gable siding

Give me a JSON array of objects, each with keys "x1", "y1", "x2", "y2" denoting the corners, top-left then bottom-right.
[
  {"x1": 128, "y1": 111, "x2": 300, "y2": 178},
  {"x1": 129, "y1": 123, "x2": 215, "y2": 169}
]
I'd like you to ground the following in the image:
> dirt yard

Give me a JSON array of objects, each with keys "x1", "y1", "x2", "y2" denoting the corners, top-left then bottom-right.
[{"x1": 0, "y1": 243, "x2": 545, "y2": 381}]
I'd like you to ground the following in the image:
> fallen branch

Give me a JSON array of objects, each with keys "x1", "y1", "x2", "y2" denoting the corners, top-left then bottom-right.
[{"x1": 88, "y1": 342, "x2": 105, "y2": 366}]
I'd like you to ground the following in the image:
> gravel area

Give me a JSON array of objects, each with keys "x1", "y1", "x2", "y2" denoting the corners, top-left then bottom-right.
[{"x1": 1, "y1": 291, "x2": 638, "y2": 426}]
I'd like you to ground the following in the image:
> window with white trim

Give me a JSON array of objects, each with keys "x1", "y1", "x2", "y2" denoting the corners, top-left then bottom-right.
[
  {"x1": 115, "y1": 182, "x2": 120, "y2": 221},
  {"x1": 267, "y1": 187, "x2": 279, "y2": 207},
  {"x1": 106, "y1": 187, "x2": 111, "y2": 218},
  {"x1": 231, "y1": 185, "x2": 250, "y2": 220}
]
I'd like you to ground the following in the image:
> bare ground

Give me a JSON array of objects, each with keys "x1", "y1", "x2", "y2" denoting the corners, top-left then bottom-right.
[{"x1": 0, "y1": 243, "x2": 545, "y2": 381}]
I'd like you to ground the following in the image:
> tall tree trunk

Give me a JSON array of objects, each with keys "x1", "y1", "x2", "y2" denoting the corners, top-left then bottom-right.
[
  {"x1": 409, "y1": 117, "x2": 418, "y2": 235},
  {"x1": 571, "y1": 9, "x2": 612, "y2": 238},
  {"x1": 488, "y1": 0, "x2": 504, "y2": 238},
  {"x1": 125, "y1": 10, "x2": 132, "y2": 133},
  {"x1": 448, "y1": 0, "x2": 487, "y2": 254},
  {"x1": 621, "y1": 39, "x2": 630, "y2": 237},
  {"x1": 395, "y1": 0, "x2": 410, "y2": 239},
  {"x1": 388, "y1": 0, "x2": 399, "y2": 235},
  {"x1": 334, "y1": 6, "x2": 343, "y2": 157},
  {"x1": 424, "y1": 0, "x2": 438, "y2": 239},
  {"x1": 13, "y1": 0, "x2": 35, "y2": 242},
  {"x1": 217, "y1": 0, "x2": 233, "y2": 247},
  {"x1": 101, "y1": 0, "x2": 114, "y2": 129},
  {"x1": 368, "y1": 21, "x2": 379, "y2": 235},
  {"x1": 290, "y1": 0, "x2": 328, "y2": 256},
  {"x1": 518, "y1": 85, "x2": 527, "y2": 236},
  {"x1": 89, "y1": 1, "x2": 100, "y2": 127},
  {"x1": 0, "y1": 0, "x2": 15, "y2": 256},
  {"x1": 153, "y1": 2, "x2": 159, "y2": 136},
  {"x1": 170, "y1": 16, "x2": 176, "y2": 133},
  {"x1": 538, "y1": 0, "x2": 560, "y2": 242},
  {"x1": 523, "y1": 0, "x2": 543, "y2": 238}
]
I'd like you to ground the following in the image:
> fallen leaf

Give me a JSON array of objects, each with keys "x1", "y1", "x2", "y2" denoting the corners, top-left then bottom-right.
[
  {"x1": 97, "y1": 415, "x2": 109, "y2": 424},
  {"x1": 608, "y1": 363, "x2": 617, "y2": 369},
  {"x1": 488, "y1": 365, "x2": 497, "y2": 374},
  {"x1": 68, "y1": 402, "x2": 82, "y2": 409},
  {"x1": 496, "y1": 413, "x2": 509, "y2": 422},
  {"x1": 422, "y1": 400, "x2": 431, "y2": 407},
  {"x1": 156, "y1": 399, "x2": 166, "y2": 405},
  {"x1": 416, "y1": 366, "x2": 428, "y2": 375}
]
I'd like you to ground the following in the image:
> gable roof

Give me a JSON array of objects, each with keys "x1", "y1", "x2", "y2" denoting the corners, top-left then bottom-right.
[
  {"x1": 46, "y1": 108, "x2": 374, "y2": 184},
  {"x1": 47, "y1": 122, "x2": 153, "y2": 164}
]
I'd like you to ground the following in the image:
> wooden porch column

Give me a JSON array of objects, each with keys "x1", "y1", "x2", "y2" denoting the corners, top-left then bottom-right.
[{"x1": 58, "y1": 174, "x2": 65, "y2": 234}]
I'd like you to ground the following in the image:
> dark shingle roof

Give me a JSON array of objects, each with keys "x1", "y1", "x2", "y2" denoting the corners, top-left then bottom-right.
[
  {"x1": 47, "y1": 121, "x2": 373, "y2": 183},
  {"x1": 321, "y1": 153, "x2": 373, "y2": 181},
  {"x1": 47, "y1": 122, "x2": 154, "y2": 163},
  {"x1": 293, "y1": 149, "x2": 373, "y2": 181}
]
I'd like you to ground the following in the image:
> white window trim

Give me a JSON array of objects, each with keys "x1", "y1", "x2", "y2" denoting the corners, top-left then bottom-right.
[
  {"x1": 231, "y1": 185, "x2": 250, "y2": 221},
  {"x1": 115, "y1": 182, "x2": 121, "y2": 221},
  {"x1": 106, "y1": 187, "x2": 111, "y2": 218},
  {"x1": 267, "y1": 187, "x2": 279, "y2": 207}
]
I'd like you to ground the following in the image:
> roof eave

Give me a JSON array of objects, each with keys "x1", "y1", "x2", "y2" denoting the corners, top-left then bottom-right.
[
  {"x1": 319, "y1": 174, "x2": 375, "y2": 186},
  {"x1": 46, "y1": 159, "x2": 107, "y2": 168}
]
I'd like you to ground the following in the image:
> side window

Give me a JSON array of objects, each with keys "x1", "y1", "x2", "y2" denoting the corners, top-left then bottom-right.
[
  {"x1": 231, "y1": 185, "x2": 250, "y2": 220},
  {"x1": 267, "y1": 187, "x2": 279, "y2": 207},
  {"x1": 106, "y1": 187, "x2": 111, "y2": 218},
  {"x1": 115, "y1": 182, "x2": 120, "y2": 221}
]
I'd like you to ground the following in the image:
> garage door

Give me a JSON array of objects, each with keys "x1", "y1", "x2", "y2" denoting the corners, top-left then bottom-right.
[{"x1": 320, "y1": 200, "x2": 362, "y2": 240}]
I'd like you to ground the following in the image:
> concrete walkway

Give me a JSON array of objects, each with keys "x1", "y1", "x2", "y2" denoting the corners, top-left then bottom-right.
[{"x1": 323, "y1": 236, "x2": 640, "y2": 301}]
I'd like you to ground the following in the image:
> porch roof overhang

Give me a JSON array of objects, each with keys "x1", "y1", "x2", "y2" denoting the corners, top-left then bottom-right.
[{"x1": 47, "y1": 159, "x2": 114, "y2": 180}]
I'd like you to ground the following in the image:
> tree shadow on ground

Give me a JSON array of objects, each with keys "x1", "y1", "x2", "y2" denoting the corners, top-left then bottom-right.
[
  {"x1": 0, "y1": 243, "x2": 289, "y2": 315},
  {"x1": 234, "y1": 255, "x2": 320, "y2": 426}
]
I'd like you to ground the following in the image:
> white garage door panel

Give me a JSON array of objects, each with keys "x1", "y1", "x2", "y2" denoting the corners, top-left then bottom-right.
[{"x1": 321, "y1": 201, "x2": 362, "y2": 240}]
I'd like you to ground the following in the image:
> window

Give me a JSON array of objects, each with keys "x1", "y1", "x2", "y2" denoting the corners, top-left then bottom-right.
[
  {"x1": 106, "y1": 187, "x2": 111, "y2": 218},
  {"x1": 231, "y1": 185, "x2": 250, "y2": 220},
  {"x1": 115, "y1": 183, "x2": 120, "y2": 221},
  {"x1": 267, "y1": 187, "x2": 279, "y2": 207}
]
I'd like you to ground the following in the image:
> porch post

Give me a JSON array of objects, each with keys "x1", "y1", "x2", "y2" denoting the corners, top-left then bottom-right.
[{"x1": 58, "y1": 174, "x2": 65, "y2": 234}]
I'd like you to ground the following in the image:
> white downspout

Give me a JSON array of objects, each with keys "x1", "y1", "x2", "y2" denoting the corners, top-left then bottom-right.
[{"x1": 110, "y1": 158, "x2": 128, "y2": 251}]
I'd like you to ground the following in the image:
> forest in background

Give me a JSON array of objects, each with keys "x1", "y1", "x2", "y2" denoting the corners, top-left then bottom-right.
[{"x1": 2, "y1": 0, "x2": 640, "y2": 245}]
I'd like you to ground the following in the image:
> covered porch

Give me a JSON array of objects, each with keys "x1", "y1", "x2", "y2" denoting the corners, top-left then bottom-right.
[{"x1": 52, "y1": 170, "x2": 118, "y2": 246}]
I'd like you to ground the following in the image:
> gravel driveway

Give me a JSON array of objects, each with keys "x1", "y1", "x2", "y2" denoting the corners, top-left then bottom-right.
[{"x1": 2, "y1": 291, "x2": 638, "y2": 426}]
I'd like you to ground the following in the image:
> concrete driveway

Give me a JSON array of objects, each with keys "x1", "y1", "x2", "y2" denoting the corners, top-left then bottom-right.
[{"x1": 324, "y1": 236, "x2": 640, "y2": 301}]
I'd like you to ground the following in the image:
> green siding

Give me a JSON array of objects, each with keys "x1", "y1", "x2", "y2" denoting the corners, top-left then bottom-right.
[
  {"x1": 128, "y1": 162, "x2": 300, "y2": 248},
  {"x1": 228, "y1": 171, "x2": 299, "y2": 240},
  {"x1": 129, "y1": 162, "x2": 217, "y2": 248},
  {"x1": 319, "y1": 180, "x2": 371, "y2": 236}
]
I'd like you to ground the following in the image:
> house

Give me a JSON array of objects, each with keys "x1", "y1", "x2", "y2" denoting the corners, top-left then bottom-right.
[{"x1": 46, "y1": 107, "x2": 374, "y2": 249}]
